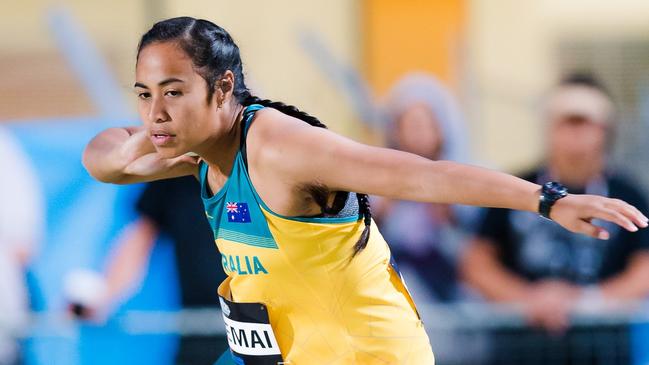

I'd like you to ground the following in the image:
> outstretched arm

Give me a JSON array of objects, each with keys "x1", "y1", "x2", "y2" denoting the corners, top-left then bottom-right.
[
  {"x1": 82, "y1": 126, "x2": 198, "y2": 184},
  {"x1": 255, "y1": 110, "x2": 648, "y2": 238}
]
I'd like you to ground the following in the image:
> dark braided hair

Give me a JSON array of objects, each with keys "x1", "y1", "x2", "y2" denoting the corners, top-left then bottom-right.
[{"x1": 137, "y1": 17, "x2": 372, "y2": 256}]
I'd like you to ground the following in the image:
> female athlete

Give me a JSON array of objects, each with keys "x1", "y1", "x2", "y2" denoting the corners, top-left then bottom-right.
[{"x1": 82, "y1": 17, "x2": 647, "y2": 365}]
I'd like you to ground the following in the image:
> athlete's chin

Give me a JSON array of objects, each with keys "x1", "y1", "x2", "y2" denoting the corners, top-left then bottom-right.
[{"x1": 155, "y1": 145, "x2": 188, "y2": 159}]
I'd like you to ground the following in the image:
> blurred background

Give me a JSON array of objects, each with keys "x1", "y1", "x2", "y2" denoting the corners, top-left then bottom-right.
[{"x1": 3, "y1": 0, "x2": 649, "y2": 364}]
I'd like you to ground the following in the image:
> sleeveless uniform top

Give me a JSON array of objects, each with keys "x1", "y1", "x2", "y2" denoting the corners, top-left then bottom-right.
[{"x1": 199, "y1": 105, "x2": 434, "y2": 364}]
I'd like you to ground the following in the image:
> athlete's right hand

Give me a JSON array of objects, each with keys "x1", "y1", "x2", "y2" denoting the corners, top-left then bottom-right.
[
  {"x1": 83, "y1": 126, "x2": 198, "y2": 184},
  {"x1": 120, "y1": 128, "x2": 198, "y2": 180}
]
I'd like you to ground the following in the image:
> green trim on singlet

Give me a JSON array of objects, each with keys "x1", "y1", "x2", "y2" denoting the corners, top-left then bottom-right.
[
  {"x1": 242, "y1": 164, "x2": 361, "y2": 224},
  {"x1": 198, "y1": 154, "x2": 279, "y2": 249},
  {"x1": 216, "y1": 228, "x2": 278, "y2": 249},
  {"x1": 198, "y1": 104, "x2": 362, "y2": 251}
]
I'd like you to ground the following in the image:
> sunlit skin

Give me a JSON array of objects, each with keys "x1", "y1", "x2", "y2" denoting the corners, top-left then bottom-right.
[{"x1": 83, "y1": 41, "x2": 648, "y2": 244}]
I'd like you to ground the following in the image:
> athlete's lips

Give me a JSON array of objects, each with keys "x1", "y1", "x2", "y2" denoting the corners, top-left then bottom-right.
[{"x1": 150, "y1": 129, "x2": 177, "y2": 146}]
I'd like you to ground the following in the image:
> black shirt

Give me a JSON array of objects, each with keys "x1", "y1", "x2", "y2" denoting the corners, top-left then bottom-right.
[
  {"x1": 136, "y1": 176, "x2": 226, "y2": 307},
  {"x1": 477, "y1": 169, "x2": 649, "y2": 284}
]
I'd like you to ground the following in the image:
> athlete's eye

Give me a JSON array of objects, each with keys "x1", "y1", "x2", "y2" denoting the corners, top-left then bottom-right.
[
  {"x1": 165, "y1": 90, "x2": 182, "y2": 97},
  {"x1": 137, "y1": 92, "x2": 151, "y2": 100}
]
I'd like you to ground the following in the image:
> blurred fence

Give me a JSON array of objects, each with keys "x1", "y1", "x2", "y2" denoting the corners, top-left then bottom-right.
[
  {"x1": 422, "y1": 301, "x2": 648, "y2": 365},
  {"x1": 5, "y1": 301, "x2": 649, "y2": 365}
]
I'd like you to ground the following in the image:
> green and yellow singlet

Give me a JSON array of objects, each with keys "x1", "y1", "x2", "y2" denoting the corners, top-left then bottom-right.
[{"x1": 200, "y1": 105, "x2": 434, "y2": 364}]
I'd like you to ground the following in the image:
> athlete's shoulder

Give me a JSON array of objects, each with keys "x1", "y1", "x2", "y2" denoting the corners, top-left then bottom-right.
[
  {"x1": 244, "y1": 106, "x2": 346, "y2": 188},
  {"x1": 246, "y1": 107, "x2": 327, "y2": 152},
  {"x1": 249, "y1": 107, "x2": 313, "y2": 133}
]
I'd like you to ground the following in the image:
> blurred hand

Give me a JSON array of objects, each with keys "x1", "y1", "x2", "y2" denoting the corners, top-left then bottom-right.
[
  {"x1": 551, "y1": 194, "x2": 648, "y2": 239},
  {"x1": 64, "y1": 269, "x2": 110, "y2": 324},
  {"x1": 522, "y1": 280, "x2": 580, "y2": 334}
]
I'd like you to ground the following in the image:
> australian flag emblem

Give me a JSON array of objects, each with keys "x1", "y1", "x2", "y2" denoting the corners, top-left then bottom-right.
[{"x1": 225, "y1": 202, "x2": 251, "y2": 223}]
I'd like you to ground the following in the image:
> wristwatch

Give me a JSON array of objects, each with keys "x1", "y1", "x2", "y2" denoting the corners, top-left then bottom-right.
[{"x1": 539, "y1": 181, "x2": 568, "y2": 219}]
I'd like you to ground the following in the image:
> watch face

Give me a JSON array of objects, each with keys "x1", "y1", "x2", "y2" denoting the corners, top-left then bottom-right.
[
  {"x1": 539, "y1": 182, "x2": 569, "y2": 218},
  {"x1": 544, "y1": 182, "x2": 568, "y2": 197}
]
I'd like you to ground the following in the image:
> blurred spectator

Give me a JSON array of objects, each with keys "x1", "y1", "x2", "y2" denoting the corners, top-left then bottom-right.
[
  {"x1": 461, "y1": 73, "x2": 649, "y2": 364},
  {"x1": 373, "y1": 73, "x2": 479, "y2": 303},
  {"x1": 75, "y1": 176, "x2": 227, "y2": 365},
  {"x1": 0, "y1": 127, "x2": 44, "y2": 365}
]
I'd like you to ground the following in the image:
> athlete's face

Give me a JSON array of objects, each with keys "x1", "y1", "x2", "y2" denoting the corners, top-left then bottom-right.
[
  {"x1": 135, "y1": 42, "x2": 220, "y2": 158},
  {"x1": 395, "y1": 103, "x2": 444, "y2": 160}
]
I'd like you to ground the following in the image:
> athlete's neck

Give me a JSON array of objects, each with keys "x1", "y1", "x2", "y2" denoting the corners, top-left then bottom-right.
[{"x1": 199, "y1": 103, "x2": 245, "y2": 176}]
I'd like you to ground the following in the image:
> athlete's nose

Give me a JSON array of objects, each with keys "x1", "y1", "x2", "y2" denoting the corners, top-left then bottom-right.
[{"x1": 149, "y1": 96, "x2": 170, "y2": 123}]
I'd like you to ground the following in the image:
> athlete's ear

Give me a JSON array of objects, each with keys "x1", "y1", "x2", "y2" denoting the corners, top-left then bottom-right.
[{"x1": 215, "y1": 71, "x2": 235, "y2": 108}]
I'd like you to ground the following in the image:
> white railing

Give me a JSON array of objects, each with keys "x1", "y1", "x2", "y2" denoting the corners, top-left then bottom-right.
[{"x1": 3, "y1": 301, "x2": 649, "y2": 365}]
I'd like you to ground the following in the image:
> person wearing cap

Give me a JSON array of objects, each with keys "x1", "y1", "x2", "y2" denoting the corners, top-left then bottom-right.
[{"x1": 460, "y1": 73, "x2": 649, "y2": 363}]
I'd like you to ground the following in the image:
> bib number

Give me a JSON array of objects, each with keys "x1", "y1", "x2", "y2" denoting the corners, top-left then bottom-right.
[{"x1": 219, "y1": 296, "x2": 285, "y2": 364}]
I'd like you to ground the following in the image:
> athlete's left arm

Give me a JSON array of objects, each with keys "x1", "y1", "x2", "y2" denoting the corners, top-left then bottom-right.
[{"x1": 255, "y1": 112, "x2": 647, "y2": 239}]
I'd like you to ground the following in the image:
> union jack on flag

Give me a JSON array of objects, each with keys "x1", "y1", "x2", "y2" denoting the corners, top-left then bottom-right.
[
  {"x1": 225, "y1": 202, "x2": 251, "y2": 223},
  {"x1": 226, "y1": 202, "x2": 239, "y2": 213}
]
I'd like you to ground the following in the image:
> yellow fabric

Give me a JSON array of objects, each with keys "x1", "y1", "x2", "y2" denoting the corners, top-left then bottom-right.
[{"x1": 216, "y1": 208, "x2": 435, "y2": 364}]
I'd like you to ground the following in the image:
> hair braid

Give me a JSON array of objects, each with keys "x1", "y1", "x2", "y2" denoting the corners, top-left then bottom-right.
[
  {"x1": 353, "y1": 194, "x2": 372, "y2": 257},
  {"x1": 241, "y1": 94, "x2": 327, "y2": 128},
  {"x1": 242, "y1": 93, "x2": 372, "y2": 256}
]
